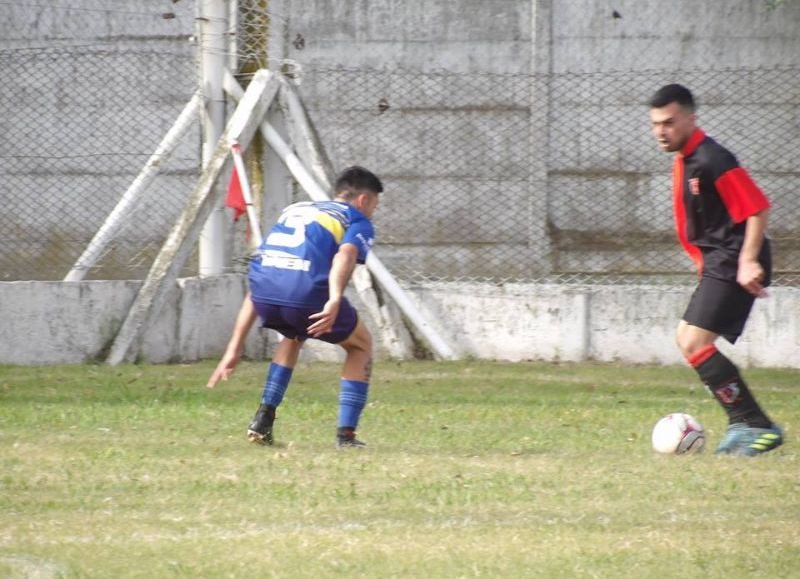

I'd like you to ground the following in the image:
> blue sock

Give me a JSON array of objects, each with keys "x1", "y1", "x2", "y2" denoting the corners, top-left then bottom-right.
[
  {"x1": 260, "y1": 363, "x2": 293, "y2": 407},
  {"x1": 338, "y1": 379, "x2": 369, "y2": 429}
]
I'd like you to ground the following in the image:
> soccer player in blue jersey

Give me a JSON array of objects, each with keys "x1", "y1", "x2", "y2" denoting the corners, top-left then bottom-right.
[{"x1": 206, "y1": 166, "x2": 382, "y2": 448}]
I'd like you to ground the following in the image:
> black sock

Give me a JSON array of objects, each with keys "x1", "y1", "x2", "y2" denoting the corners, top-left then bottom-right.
[{"x1": 688, "y1": 345, "x2": 772, "y2": 428}]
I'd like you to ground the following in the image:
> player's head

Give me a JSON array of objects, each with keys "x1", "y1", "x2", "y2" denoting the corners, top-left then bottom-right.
[
  {"x1": 334, "y1": 166, "x2": 383, "y2": 218},
  {"x1": 649, "y1": 84, "x2": 697, "y2": 153}
]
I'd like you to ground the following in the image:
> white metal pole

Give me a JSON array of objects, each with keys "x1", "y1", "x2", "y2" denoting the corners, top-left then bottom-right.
[
  {"x1": 227, "y1": 0, "x2": 238, "y2": 72},
  {"x1": 230, "y1": 141, "x2": 264, "y2": 246},
  {"x1": 107, "y1": 70, "x2": 279, "y2": 365},
  {"x1": 223, "y1": 72, "x2": 457, "y2": 360},
  {"x1": 279, "y1": 79, "x2": 336, "y2": 189},
  {"x1": 265, "y1": 119, "x2": 456, "y2": 360},
  {"x1": 198, "y1": 0, "x2": 229, "y2": 276},
  {"x1": 64, "y1": 95, "x2": 202, "y2": 282},
  {"x1": 278, "y1": 80, "x2": 415, "y2": 359},
  {"x1": 264, "y1": 121, "x2": 456, "y2": 360}
]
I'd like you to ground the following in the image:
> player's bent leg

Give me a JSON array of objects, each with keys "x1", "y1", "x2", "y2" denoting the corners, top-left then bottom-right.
[
  {"x1": 677, "y1": 322, "x2": 781, "y2": 456},
  {"x1": 339, "y1": 319, "x2": 372, "y2": 382},
  {"x1": 248, "y1": 337, "x2": 304, "y2": 446},
  {"x1": 676, "y1": 320, "x2": 717, "y2": 358},
  {"x1": 273, "y1": 336, "x2": 304, "y2": 368},
  {"x1": 335, "y1": 320, "x2": 372, "y2": 448}
]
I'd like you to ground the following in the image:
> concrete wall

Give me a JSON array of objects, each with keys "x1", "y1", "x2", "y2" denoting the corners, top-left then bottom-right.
[
  {"x1": 0, "y1": 276, "x2": 253, "y2": 365},
  {"x1": 280, "y1": 0, "x2": 800, "y2": 75},
  {"x1": 280, "y1": 0, "x2": 800, "y2": 74},
  {"x1": 282, "y1": 0, "x2": 539, "y2": 278},
  {"x1": 3, "y1": 0, "x2": 799, "y2": 281},
  {"x1": 544, "y1": 0, "x2": 800, "y2": 274},
  {"x1": 2, "y1": 278, "x2": 799, "y2": 368},
  {"x1": 0, "y1": 274, "x2": 394, "y2": 366},
  {"x1": 0, "y1": 1, "x2": 199, "y2": 281},
  {"x1": 405, "y1": 282, "x2": 800, "y2": 368},
  {"x1": 282, "y1": 0, "x2": 532, "y2": 74},
  {"x1": 281, "y1": 0, "x2": 800, "y2": 279},
  {"x1": 551, "y1": 0, "x2": 800, "y2": 73},
  {"x1": 0, "y1": 1, "x2": 195, "y2": 49}
]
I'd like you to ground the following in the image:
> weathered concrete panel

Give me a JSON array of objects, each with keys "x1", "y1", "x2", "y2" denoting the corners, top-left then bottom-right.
[
  {"x1": 404, "y1": 281, "x2": 800, "y2": 368},
  {"x1": 375, "y1": 178, "x2": 530, "y2": 244},
  {"x1": 548, "y1": 104, "x2": 664, "y2": 173},
  {"x1": 0, "y1": 280, "x2": 140, "y2": 364},
  {"x1": 373, "y1": 244, "x2": 542, "y2": 281},
  {"x1": 1, "y1": 1, "x2": 194, "y2": 47},
  {"x1": 404, "y1": 283, "x2": 593, "y2": 362},
  {"x1": 3, "y1": 278, "x2": 799, "y2": 367},
  {"x1": 308, "y1": 110, "x2": 530, "y2": 178},
  {"x1": 0, "y1": 277, "x2": 257, "y2": 365},
  {"x1": 0, "y1": 274, "x2": 401, "y2": 366},
  {"x1": 548, "y1": 172, "x2": 669, "y2": 234},
  {"x1": 552, "y1": 0, "x2": 800, "y2": 73},
  {"x1": 285, "y1": 0, "x2": 531, "y2": 73},
  {"x1": 299, "y1": 70, "x2": 529, "y2": 110}
]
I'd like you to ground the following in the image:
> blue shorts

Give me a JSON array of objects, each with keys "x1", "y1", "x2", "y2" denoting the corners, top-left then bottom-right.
[{"x1": 252, "y1": 299, "x2": 359, "y2": 344}]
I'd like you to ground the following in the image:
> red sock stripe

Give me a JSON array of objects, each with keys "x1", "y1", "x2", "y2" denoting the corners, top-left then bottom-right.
[{"x1": 687, "y1": 344, "x2": 718, "y2": 368}]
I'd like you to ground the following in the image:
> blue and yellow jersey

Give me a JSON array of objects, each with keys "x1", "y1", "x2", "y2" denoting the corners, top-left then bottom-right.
[{"x1": 249, "y1": 201, "x2": 375, "y2": 308}]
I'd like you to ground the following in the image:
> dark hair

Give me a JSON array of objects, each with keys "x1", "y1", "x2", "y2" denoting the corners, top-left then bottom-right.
[
  {"x1": 649, "y1": 84, "x2": 695, "y2": 112},
  {"x1": 334, "y1": 166, "x2": 383, "y2": 199}
]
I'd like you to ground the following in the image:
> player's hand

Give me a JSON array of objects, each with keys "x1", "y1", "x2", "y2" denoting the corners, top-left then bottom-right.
[
  {"x1": 737, "y1": 259, "x2": 767, "y2": 298},
  {"x1": 206, "y1": 351, "x2": 240, "y2": 388},
  {"x1": 307, "y1": 299, "x2": 341, "y2": 338}
]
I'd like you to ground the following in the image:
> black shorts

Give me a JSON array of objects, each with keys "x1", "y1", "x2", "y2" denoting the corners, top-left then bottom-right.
[
  {"x1": 682, "y1": 276, "x2": 756, "y2": 344},
  {"x1": 252, "y1": 299, "x2": 359, "y2": 344}
]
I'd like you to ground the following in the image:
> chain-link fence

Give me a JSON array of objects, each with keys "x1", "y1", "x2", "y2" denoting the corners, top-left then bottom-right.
[
  {"x1": 1, "y1": 5, "x2": 798, "y2": 287},
  {"x1": 0, "y1": 45, "x2": 200, "y2": 281},
  {"x1": 298, "y1": 65, "x2": 800, "y2": 286}
]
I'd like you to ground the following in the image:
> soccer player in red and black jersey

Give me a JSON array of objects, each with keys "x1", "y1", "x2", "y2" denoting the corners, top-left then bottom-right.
[{"x1": 649, "y1": 84, "x2": 783, "y2": 456}]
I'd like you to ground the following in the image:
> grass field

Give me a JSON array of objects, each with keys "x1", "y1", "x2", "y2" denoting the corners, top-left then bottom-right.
[{"x1": 1, "y1": 360, "x2": 798, "y2": 578}]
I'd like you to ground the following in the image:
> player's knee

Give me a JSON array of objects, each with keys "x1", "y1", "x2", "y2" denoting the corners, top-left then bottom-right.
[
  {"x1": 676, "y1": 329, "x2": 708, "y2": 359},
  {"x1": 676, "y1": 333, "x2": 694, "y2": 358},
  {"x1": 354, "y1": 326, "x2": 372, "y2": 356},
  {"x1": 277, "y1": 336, "x2": 303, "y2": 354}
]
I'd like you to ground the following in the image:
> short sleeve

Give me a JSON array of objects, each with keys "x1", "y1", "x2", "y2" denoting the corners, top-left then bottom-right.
[
  {"x1": 715, "y1": 167, "x2": 771, "y2": 223},
  {"x1": 341, "y1": 217, "x2": 375, "y2": 264}
]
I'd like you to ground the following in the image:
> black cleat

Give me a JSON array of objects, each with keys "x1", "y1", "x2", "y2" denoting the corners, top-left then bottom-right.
[
  {"x1": 247, "y1": 405, "x2": 275, "y2": 446},
  {"x1": 336, "y1": 427, "x2": 366, "y2": 449}
]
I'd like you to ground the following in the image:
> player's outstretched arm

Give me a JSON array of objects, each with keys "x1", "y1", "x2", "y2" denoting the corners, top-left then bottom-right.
[
  {"x1": 308, "y1": 244, "x2": 359, "y2": 338},
  {"x1": 207, "y1": 293, "x2": 258, "y2": 388}
]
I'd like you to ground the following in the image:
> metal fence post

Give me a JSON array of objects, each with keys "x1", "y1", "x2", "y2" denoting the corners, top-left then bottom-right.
[
  {"x1": 198, "y1": 0, "x2": 229, "y2": 276},
  {"x1": 529, "y1": 0, "x2": 553, "y2": 273}
]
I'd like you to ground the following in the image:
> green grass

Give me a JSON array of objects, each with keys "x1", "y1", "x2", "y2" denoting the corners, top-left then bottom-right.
[{"x1": 1, "y1": 361, "x2": 798, "y2": 578}]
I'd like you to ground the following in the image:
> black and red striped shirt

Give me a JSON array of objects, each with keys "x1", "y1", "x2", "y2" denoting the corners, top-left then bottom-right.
[{"x1": 672, "y1": 128, "x2": 771, "y2": 283}]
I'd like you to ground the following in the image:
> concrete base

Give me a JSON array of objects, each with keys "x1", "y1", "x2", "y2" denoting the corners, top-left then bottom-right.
[
  {"x1": 0, "y1": 275, "x2": 388, "y2": 366},
  {"x1": 0, "y1": 276, "x2": 257, "y2": 365},
  {"x1": 1, "y1": 277, "x2": 798, "y2": 368},
  {"x1": 404, "y1": 282, "x2": 800, "y2": 368}
]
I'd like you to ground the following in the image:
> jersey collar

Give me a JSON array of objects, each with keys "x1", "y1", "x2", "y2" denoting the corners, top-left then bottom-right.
[{"x1": 680, "y1": 128, "x2": 705, "y2": 157}]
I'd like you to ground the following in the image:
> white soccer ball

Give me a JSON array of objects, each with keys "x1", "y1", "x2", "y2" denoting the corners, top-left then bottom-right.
[{"x1": 651, "y1": 413, "x2": 705, "y2": 454}]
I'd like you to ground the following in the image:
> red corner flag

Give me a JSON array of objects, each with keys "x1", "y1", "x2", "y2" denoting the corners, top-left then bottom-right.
[{"x1": 226, "y1": 165, "x2": 247, "y2": 221}]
